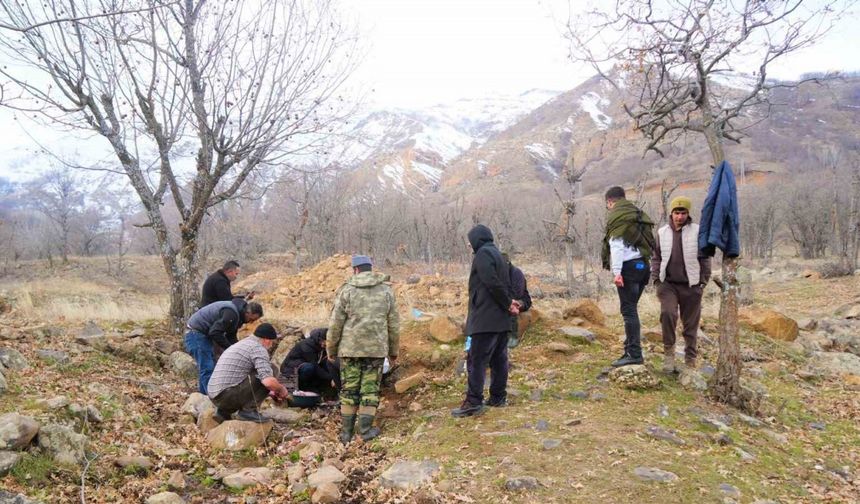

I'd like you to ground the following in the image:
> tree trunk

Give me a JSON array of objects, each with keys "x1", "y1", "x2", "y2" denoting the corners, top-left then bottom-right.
[{"x1": 564, "y1": 240, "x2": 575, "y2": 295}]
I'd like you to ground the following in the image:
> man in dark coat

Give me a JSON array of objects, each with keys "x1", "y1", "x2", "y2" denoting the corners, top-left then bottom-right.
[
  {"x1": 279, "y1": 328, "x2": 341, "y2": 396},
  {"x1": 502, "y1": 253, "x2": 532, "y2": 349},
  {"x1": 452, "y1": 224, "x2": 518, "y2": 418},
  {"x1": 201, "y1": 260, "x2": 255, "y2": 307},
  {"x1": 184, "y1": 298, "x2": 264, "y2": 394}
]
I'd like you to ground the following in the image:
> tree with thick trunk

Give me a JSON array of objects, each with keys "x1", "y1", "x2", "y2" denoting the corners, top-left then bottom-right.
[{"x1": 0, "y1": 0, "x2": 358, "y2": 331}]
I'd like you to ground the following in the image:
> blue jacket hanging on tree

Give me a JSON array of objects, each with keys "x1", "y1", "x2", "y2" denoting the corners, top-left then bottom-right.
[{"x1": 698, "y1": 160, "x2": 740, "y2": 257}]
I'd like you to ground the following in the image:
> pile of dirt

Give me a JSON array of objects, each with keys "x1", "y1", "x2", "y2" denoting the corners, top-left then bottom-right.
[{"x1": 240, "y1": 254, "x2": 353, "y2": 313}]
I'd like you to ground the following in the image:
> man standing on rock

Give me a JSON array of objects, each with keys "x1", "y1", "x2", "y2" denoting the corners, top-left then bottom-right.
[
  {"x1": 201, "y1": 260, "x2": 255, "y2": 307},
  {"x1": 452, "y1": 225, "x2": 518, "y2": 418},
  {"x1": 651, "y1": 196, "x2": 711, "y2": 372},
  {"x1": 208, "y1": 322, "x2": 288, "y2": 422},
  {"x1": 184, "y1": 298, "x2": 264, "y2": 394},
  {"x1": 327, "y1": 255, "x2": 399, "y2": 444},
  {"x1": 601, "y1": 186, "x2": 655, "y2": 368}
]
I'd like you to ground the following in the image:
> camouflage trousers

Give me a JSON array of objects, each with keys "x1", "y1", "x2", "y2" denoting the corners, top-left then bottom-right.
[{"x1": 339, "y1": 357, "x2": 384, "y2": 408}]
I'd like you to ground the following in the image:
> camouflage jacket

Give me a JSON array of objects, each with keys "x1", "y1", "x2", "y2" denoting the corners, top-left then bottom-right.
[{"x1": 327, "y1": 271, "x2": 400, "y2": 359}]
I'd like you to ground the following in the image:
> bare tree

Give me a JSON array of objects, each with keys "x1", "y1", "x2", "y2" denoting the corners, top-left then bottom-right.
[
  {"x1": 25, "y1": 167, "x2": 84, "y2": 263},
  {"x1": 545, "y1": 148, "x2": 586, "y2": 296},
  {"x1": 658, "y1": 178, "x2": 681, "y2": 227},
  {"x1": 0, "y1": 0, "x2": 358, "y2": 330},
  {"x1": 566, "y1": 0, "x2": 852, "y2": 409}
]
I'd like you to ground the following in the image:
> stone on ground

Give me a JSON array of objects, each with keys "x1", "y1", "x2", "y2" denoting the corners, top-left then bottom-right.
[
  {"x1": 609, "y1": 365, "x2": 662, "y2": 390},
  {"x1": 145, "y1": 492, "x2": 185, "y2": 504},
  {"x1": 196, "y1": 409, "x2": 220, "y2": 434},
  {"x1": 719, "y1": 483, "x2": 741, "y2": 499},
  {"x1": 0, "y1": 450, "x2": 21, "y2": 476},
  {"x1": 204, "y1": 420, "x2": 273, "y2": 451},
  {"x1": 222, "y1": 467, "x2": 273, "y2": 490},
  {"x1": 67, "y1": 404, "x2": 103, "y2": 424},
  {"x1": 0, "y1": 348, "x2": 29, "y2": 371},
  {"x1": 806, "y1": 352, "x2": 860, "y2": 377},
  {"x1": 426, "y1": 316, "x2": 461, "y2": 343},
  {"x1": 563, "y1": 299, "x2": 605, "y2": 325},
  {"x1": 645, "y1": 426, "x2": 685, "y2": 445},
  {"x1": 395, "y1": 371, "x2": 425, "y2": 393},
  {"x1": 547, "y1": 342, "x2": 575, "y2": 354},
  {"x1": 311, "y1": 482, "x2": 341, "y2": 503},
  {"x1": 0, "y1": 413, "x2": 40, "y2": 450},
  {"x1": 541, "y1": 439, "x2": 562, "y2": 450},
  {"x1": 169, "y1": 351, "x2": 198, "y2": 380},
  {"x1": 633, "y1": 467, "x2": 679, "y2": 483},
  {"x1": 560, "y1": 326, "x2": 597, "y2": 344},
  {"x1": 0, "y1": 372, "x2": 6, "y2": 395},
  {"x1": 180, "y1": 393, "x2": 214, "y2": 420},
  {"x1": 0, "y1": 491, "x2": 44, "y2": 504},
  {"x1": 308, "y1": 465, "x2": 346, "y2": 488},
  {"x1": 504, "y1": 476, "x2": 540, "y2": 491},
  {"x1": 167, "y1": 470, "x2": 185, "y2": 490},
  {"x1": 37, "y1": 424, "x2": 87, "y2": 465},
  {"x1": 299, "y1": 441, "x2": 324, "y2": 460},
  {"x1": 114, "y1": 456, "x2": 153, "y2": 473},
  {"x1": 35, "y1": 396, "x2": 70, "y2": 411},
  {"x1": 287, "y1": 463, "x2": 305, "y2": 484},
  {"x1": 261, "y1": 406, "x2": 306, "y2": 424},
  {"x1": 35, "y1": 349, "x2": 70, "y2": 364},
  {"x1": 678, "y1": 369, "x2": 708, "y2": 391},
  {"x1": 741, "y1": 309, "x2": 798, "y2": 341},
  {"x1": 379, "y1": 460, "x2": 441, "y2": 489},
  {"x1": 79, "y1": 321, "x2": 105, "y2": 338}
]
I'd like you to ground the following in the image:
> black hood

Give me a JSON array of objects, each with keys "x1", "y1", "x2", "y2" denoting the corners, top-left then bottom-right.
[
  {"x1": 468, "y1": 224, "x2": 494, "y2": 253},
  {"x1": 308, "y1": 327, "x2": 328, "y2": 345}
]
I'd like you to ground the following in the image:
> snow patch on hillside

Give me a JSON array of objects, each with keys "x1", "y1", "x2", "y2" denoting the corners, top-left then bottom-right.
[
  {"x1": 412, "y1": 162, "x2": 443, "y2": 183},
  {"x1": 381, "y1": 163, "x2": 405, "y2": 191},
  {"x1": 579, "y1": 92, "x2": 612, "y2": 130},
  {"x1": 413, "y1": 123, "x2": 474, "y2": 162},
  {"x1": 525, "y1": 143, "x2": 558, "y2": 178}
]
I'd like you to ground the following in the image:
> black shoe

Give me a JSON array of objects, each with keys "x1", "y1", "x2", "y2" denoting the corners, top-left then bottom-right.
[
  {"x1": 451, "y1": 401, "x2": 486, "y2": 418},
  {"x1": 357, "y1": 414, "x2": 381, "y2": 442},
  {"x1": 486, "y1": 396, "x2": 507, "y2": 407},
  {"x1": 213, "y1": 409, "x2": 232, "y2": 423},
  {"x1": 611, "y1": 355, "x2": 644, "y2": 367},
  {"x1": 236, "y1": 410, "x2": 267, "y2": 423}
]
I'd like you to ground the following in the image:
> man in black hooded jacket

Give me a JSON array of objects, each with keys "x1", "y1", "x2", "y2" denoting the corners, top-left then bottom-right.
[
  {"x1": 279, "y1": 328, "x2": 340, "y2": 396},
  {"x1": 452, "y1": 224, "x2": 519, "y2": 418}
]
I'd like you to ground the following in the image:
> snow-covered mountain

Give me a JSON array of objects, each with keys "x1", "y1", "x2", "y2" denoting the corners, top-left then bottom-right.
[{"x1": 336, "y1": 89, "x2": 561, "y2": 192}]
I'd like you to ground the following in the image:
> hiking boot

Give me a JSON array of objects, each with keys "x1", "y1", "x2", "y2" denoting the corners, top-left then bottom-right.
[
  {"x1": 662, "y1": 353, "x2": 677, "y2": 374},
  {"x1": 611, "y1": 355, "x2": 644, "y2": 367},
  {"x1": 339, "y1": 414, "x2": 356, "y2": 445},
  {"x1": 236, "y1": 410, "x2": 267, "y2": 423},
  {"x1": 684, "y1": 357, "x2": 698, "y2": 370},
  {"x1": 357, "y1": 414, "x2": 381, "y2": 442},
  {"x1": 451, "y1": 401, "x2": 486, "y2": 418},
  {"x1": 486, "y1": 396, "x2": 507, "y2": 407}
]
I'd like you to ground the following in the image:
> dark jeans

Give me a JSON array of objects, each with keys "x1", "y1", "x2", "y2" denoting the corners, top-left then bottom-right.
[
  {"x1": 184, "y1": 330, "x2": 214, "y2": 395},
  {"x1": 211, "y1": 363, "x2": 279, "y2": 416},
  {"x1": 657, "y1": 282, "x2": 704, "y2": 361},
  {"x1": 616, "y1": 259, "x2": 649, "y2": 360},
  {"x1": 466, "y1": 331, "x2": 509, "y2": 406},
  {"x1": 297, "y1": 360, "x2": 341, "y2": 394}
]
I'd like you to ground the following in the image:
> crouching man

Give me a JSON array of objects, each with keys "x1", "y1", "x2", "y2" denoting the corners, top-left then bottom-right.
[{"x1": 207, "y1": 322, "x2": 289, "y2": 423}]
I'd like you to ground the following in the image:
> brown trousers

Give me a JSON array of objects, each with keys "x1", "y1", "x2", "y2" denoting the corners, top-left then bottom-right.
[{"x1": 657, "y1": 282, "x2": 703, "y2": 361}]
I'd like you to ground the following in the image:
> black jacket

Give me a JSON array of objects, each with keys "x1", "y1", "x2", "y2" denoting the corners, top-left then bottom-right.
[
  {"x1": 280, "y1": 328, "x2": 328, "y2": 378},
  {"x1": 510, "y1": 265, "x2": 532, "y2": 312},
  {"x1": 465, "y1": 225, "x2": 513, "y2": 335},
  {"x1": 201, "y1": 270, "x2": 233, "y2": 307}
]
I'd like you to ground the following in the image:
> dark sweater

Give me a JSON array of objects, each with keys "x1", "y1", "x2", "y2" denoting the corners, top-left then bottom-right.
[{"x1": 201, "y1": 270, "x2": 232, "y2": 307}]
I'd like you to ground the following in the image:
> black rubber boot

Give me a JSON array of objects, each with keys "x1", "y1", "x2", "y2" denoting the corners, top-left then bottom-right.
[
  {"x1": 339, "y1": 414, "x2": 356, "y2": 445},
  {"x1": 357, "y1": 414, "x2": 381, "y2": 442}
]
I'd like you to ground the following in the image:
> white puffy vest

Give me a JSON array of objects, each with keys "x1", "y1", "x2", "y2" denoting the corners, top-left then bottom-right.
[{"x1": 657, "y1": 222, "x2": 701, "y2": 286}]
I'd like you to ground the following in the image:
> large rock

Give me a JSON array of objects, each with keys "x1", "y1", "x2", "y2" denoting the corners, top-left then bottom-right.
[
  {"x1": 0, "y1": 450, "x2": 21, "y2": 476},
  {"x1": 379, "y1": 460, "x2": 440, "y2": 489},
  {"x1": 0, "y1": 413, "x2": 40, "y2": 450},
  {"x1": 0, "y1": 348, "x2": 29, "y2": 371},
  {"x1": 395, "y1": 371, "x2": 426, "y2": 394},
  {"x1": 38, "y1": 424, "x2": 87, "y2": 465},
  {"x1": 559, "y1": 326, "x2": 596, "y2": 344},
  {"x1": 261, "y1": 407, "x2": 307, "y2": 424},
  {"x1": 308, "y1": 465, "x2": 346, "y2": 488},
  {"x1": 426, "y1": 316, "x2": 461, "y2": 343},
  {"x1": 169, "y1": 352, "x2": 198, "y2": 380},
  {"x1": 205, "y1": 420, "x2": 273, "y2": 451},
  {"x1": 742, "y1": 309, "x2": 798, "y2": 341},
  {"x1": 806, "y1": 352, "x2": 860, "y2": 377},
  {"x1": 832, "y1": 332, "x2": 860, "y2": 357},
  {"x1": 609, "y1": 365, "x2": 662, "y2": 390},
  {"x1": 311, "y1": 482, "x2": 341, "y2": 504},
  {"x1": 145, "y1": 492, "x2": 185, "y2": 504},
  {"x1": 563, "y1": 299, "x2": 605, "y2": 326},
  {"x1": 180, "y1": 392, "x2": 214, "y2": 420},
  {"x1": 222, "y1": 467, "x2": 273, "y2": 490}
]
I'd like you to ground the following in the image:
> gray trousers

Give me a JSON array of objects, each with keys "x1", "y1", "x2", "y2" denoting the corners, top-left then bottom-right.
[{"x1": 211, "y1": 364, "x2": 277, "y2": 415}]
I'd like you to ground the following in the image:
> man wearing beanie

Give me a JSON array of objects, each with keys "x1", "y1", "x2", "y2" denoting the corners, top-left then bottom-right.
[
  {"x1": 651, "y1": 196, "x2": 712, "y2": 373},
  {"x1": 207, "y1": 322, "x2": 288, "y2": 423},
  {"x1": 327, "y1": 255, "x2": 399, "y2": 444}
]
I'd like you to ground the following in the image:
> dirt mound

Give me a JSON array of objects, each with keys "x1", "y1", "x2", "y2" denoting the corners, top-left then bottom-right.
[{"x1": 240, "y1": 254, "x2": 353, "y2": 313}]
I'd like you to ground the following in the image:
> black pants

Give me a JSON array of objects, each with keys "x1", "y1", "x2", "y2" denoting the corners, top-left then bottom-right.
[
  {"x1": 211, "y1": 364, "x2": 278, "y2": 415},
  {"x1": 297, "y1": 360, "x2": 341, "y2": 394},
  {"x1": 466, "y1": 331, "x2": 508, "y2": 406},
  {"x1": 616, "y1": 259, "x2": 649, "y2": 360}
]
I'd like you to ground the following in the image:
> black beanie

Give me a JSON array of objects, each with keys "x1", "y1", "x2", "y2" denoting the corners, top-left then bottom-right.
[{"x1": 254, "y1": 323, "x2": 278, "y2": 340}]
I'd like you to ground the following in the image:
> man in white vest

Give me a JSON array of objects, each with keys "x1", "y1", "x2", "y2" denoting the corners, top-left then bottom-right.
[{"x1": 650, "y1": 196, "x2": 712, "y2": 373}]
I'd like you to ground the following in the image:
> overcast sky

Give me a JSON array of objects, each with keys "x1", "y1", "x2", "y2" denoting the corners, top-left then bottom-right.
[{"x1": 0, "y1": 0, "x2": 857, "y2": 181}]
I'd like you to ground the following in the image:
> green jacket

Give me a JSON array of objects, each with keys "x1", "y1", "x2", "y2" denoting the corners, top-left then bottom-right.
[
  {"x1": 601, "y1": 199, "x2": 655, "y2": 270},
  {"x1": 327, "y1": 271, "x2": 400, "y2": 359}
]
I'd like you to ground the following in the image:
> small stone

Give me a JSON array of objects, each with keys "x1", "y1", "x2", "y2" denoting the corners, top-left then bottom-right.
[
  {"x1": 564, "y1": 418, "x2": 583, "y2": 427},
  {"x1": 379, "y1": 460, "x2": 440, "y2": 489},
  {"x1": 196, "y1": 409, "x2": 221, "y2": 434},
  {"x1": 762, "y1": 429, "x2": 788, "y2": 445},
  {"x1": 658, "y1": 404, "x2": 669, "y2": 418},
  {"x1": 36, "y1": 396, "x2": 70, "y2": 410},
  {"x1": 169, "y1": 352, "x2": 198, "y2": 380},
  {"x1": 541, "y1": 438, "x2": 562, "y2": 450},
  {"x1": 547, "y1": 342, "x2": 575, "y2": 354},
  {"x1": 273, "y1": 483, "x2": 288, "y2": 496},
  {"x1": 36, "y1": 349, "x2": 70, "y2": 364},
  {"x1": 223, "y1": 467, "x2": 273, "y2": 490},
  {"x1": 645, "y1": 426, "x2": 685, "y2": 445},
  {"x1": 0, "y1": 450, "x2": 22, "y2": 476},
  {"x1": 299, "y1": 441, "x2": 324, "y2": 460},
  {"x1": 718, "y1": 483, "x2": 741, "y2": 499},
  {"x1": 287, "y1": 463, "x2": 305, "y2": 484},
  {"x1": 79, "y1": 321, "x2": 105, "y2": 338},
  {"x1": 505, "y1": 476, "x2": 540, "y2": 491},
  {"x1": 570, "y1": 390, "x2": 588, "y2": 400},
  {"x1": 180, "y1": 393, "x2": 214, "y2": 420},
  {"x1": 311, "y1": 482, "x2": 341, "y2": 503},
  {"x1": 308, "y1": 465, "x2": 346, "y2": 488},
  {"x1": 535, "y1": 420, "x2": 549, "y2": 431},
  {"x1": 714, "y1": 433, "x2": 733, "y2": 446},
  {"x1": 700, "y1": 364, "x2": 716, "y2": 377},
  {"x1": 395, "y1": 372, "x2": 425, "y2": 393},
  {"x1": 699, "y1": 416, "x2": 731, "y2": 432},
  {"x1": 0, "y1": 348, "x2": 29, "y2": 371},
  {"x1": 589, "y1": 391, "x2": 607, "y2": 401},
  {"x1": 145, "y1": 492, "x2": 185, "y2": 504},
  {"x1": 678, "y1": 369, "x2": 708, "y2": 391},
  {"x1": 529, "y1": 389, "x2": 542, "y2": 402},
  {"x1": 808, "y1": 422, "x2": 826, "y2": 431},
  {"x1": 292, "y1": 482, "x2": 309, "y2": 496},
  {"x1": 609, "y1": 365, "x2": 662, "y2": 390},
  {"x1": 164, "y1": 448, "x2": 188, "y2": 457},
  {"x1": 736, "y1": 413, "x2": 763, "y2": 428},
  {"x1": 321, "y1": 458, "x2": 344, "y2": 471},
  {"x1": 735, "y1": 447, "x2": 756, "y2": 461},
  {"x1": 114, "y1": 456, "x2": 154, "y2": 473},
  {"x1": 633, "y1": 467, "x2": 679, "y2": 483},
  {"x1": 154, "y1": 340, "x2": 174, "y2": 355},
  {"x1": 167, "y1": 470, "x2": 185, "y2": 490},
  {"x1": 406, "y1": 274, "x2": 421, "y2": 284},
  {"x1": 559, "y1": 326, "x2": 597, "y2": 344},
  {"x1": 129, "y1": 328, "x2": 146, "y2": 338}
]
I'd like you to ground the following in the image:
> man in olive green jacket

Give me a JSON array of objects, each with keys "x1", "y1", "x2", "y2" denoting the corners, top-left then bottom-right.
[{"x1": 327, "y1": 255, "x2": 400, "y2": 444}]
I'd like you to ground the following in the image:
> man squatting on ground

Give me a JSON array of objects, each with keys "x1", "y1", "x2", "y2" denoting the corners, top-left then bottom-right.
[
  {"x1": 279, "y1": 327, "x2": 341, "y2": 396},
  {"x1": 184, "y1": 298, "x2": 263, "y2": 395},
  {"x1": 207, "y1": 322, "x2": 288, "y2": 423},
  {"x1": 651, "y1": 196, "x2": 712, "y2": 372},
  {"x1": 601, "y1": 186, "x2": 656, "y2": 368},
  {"x1": 327, "y1": 255, "x2": 400, "y2": 444},
  {"x1": 452, "y1": 225, "x2": 519, "y2": 418}
]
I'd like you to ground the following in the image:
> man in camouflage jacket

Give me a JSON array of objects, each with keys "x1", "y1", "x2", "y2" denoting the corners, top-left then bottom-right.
[{"x1": 327, "y1": 255, "x2": 400, "y2": 444}]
